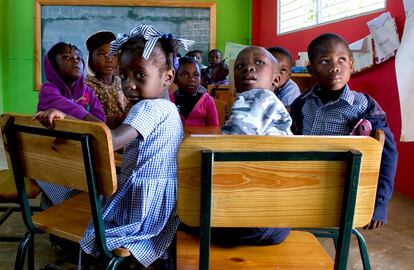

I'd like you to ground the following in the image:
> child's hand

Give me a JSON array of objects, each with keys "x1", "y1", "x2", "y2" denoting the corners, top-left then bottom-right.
[
  {"x1": 363, "y1": 219, "x2": 384, "y2": 230},
  {"x1": 33, "y1": 109, "x2": 67, "y2": 128}
]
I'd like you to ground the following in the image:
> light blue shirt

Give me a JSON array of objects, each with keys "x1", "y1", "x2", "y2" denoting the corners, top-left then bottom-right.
[{"x1": 275, "y1": 79, "x2": 301, "y2": 107}]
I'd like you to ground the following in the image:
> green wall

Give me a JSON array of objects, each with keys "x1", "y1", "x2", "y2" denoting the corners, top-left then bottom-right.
[{"x1": 1, "y1": 0, "x2": 251, "y2": 113}]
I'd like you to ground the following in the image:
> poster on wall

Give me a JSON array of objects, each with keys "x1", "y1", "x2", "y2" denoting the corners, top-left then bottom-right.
[
  {"x1": 367, "y1": 12, "x2": 400, "y2": 64},
  {"x1": 395, "y1": 8, "x2": 414, "y2": 142}
]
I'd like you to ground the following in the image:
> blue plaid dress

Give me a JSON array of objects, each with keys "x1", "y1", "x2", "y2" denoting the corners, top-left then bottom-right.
[
  {"x1": 301, "y1": 85, "x2": 368, "y2": 135},
  {"x1": 80, "y1": 99, "x2": 184, "y2": 267}
]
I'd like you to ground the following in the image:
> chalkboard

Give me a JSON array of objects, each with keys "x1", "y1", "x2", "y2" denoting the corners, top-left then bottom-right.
[{"x1": 34, "y1": 0, "x2": 216, "y2": 89}]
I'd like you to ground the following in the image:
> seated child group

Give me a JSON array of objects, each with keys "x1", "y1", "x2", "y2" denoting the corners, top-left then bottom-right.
[{"x1": 33, "y1": 24, "x2": 398, "y2": 269}]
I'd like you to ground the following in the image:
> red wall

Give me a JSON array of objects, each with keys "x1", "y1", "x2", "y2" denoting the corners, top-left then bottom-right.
[{"x1": 252, "y1": 0, "x2": 414, "y2": 199}]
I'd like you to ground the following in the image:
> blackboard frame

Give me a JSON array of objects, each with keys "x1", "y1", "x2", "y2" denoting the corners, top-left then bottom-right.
[{"x1": 34, "y1": 0, "x2": 217, "y2": 90}]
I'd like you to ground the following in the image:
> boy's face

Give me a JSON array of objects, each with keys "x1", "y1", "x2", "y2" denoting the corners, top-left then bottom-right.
[
  {"x1": 55, "y1": 46, "x2": 84, "y2": 83},
  {"x1": 309, "y1": 41, "x2": 353, "y2": 91},
  {"x1": 234, "y1": 47, "x2": 279, "y2": 92},
  {"x1": 208, "y1": 51, "x2": 221, "y2": 67},
  {"x1": 174, "y1": 62, "x2": 201, "y2": 95},
  {"x1": 119, "y1": 48, "x2": 174, "y2": 104},
  {"x1": 92, "y1": 43, "x2": 118, "y2": 77},
  {"x1": 272, "y1": 53, "x2": 291, "y2": 89}
]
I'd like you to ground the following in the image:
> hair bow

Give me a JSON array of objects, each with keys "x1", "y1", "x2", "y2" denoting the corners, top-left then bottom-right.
[{"x1": 109, "y1": 24, "x2": 195, "y2": 59}]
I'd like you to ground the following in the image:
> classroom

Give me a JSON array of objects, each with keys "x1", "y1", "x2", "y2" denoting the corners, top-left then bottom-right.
[{"x1": 1, "y1": 0, "x2": 414, "y2": 269}]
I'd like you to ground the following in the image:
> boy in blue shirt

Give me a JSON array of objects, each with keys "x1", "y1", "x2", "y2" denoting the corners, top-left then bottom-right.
[
  {"x1": 290, "y1": 33, "x2": 398, "y2": 229},
  {"x1": 267, "y1": 46, "x2": 301, "y2": 108}
]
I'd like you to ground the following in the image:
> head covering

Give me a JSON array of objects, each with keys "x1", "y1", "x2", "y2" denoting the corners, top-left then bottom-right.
[
  {"x1": 86, "y1": 31, "x2": 116, "y2": 52},
  {"x1": 109, "y1": 24, "x2": 194, "y2": 59}
]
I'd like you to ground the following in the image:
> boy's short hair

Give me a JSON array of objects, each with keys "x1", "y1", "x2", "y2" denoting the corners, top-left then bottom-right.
[
  {"x1": 187, "y1": 49, "x2": 204, "y2": 57},
  {"x1": 267, "y1": 46, "x2": 293, "y2": 66},
  {"x1": 307, "y1": 33, "x2": 352, "y2": 64},
  {"x1": 208, "y1": 48, "x2": 222, "y2": 57}
]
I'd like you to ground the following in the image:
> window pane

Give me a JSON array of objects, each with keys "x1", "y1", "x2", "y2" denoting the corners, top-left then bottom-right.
[{"x1": 278, "y1": 0, "x2": 386, "y2": 34}]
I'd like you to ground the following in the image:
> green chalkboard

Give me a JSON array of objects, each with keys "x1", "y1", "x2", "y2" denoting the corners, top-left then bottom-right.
[{"x1": 34, "y1": 0, "x2": 216, "y2": 89}]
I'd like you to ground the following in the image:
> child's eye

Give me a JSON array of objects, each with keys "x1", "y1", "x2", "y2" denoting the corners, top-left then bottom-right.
[
  {"x1": 338, "y1": 57, "x2": 346, "y2": 62},
  {"x1": 180, "y1": 73, "x2": 190, "y2": 79},
  {"x1": 119, "y1": 73, "x2": 127, "y2": 80},
  {"x1": 280, "y1": 68, "x2": 288, "y2": 74},
  {"x1": 320, "y1": 59, "x2": 328, "y2": 64},
  {"x1": 235, "y1": 64, "x2": 243, "y2": 69},
  {"x1": 63, "y1": 55, "x2": 70, "y2": 61},
  {"x1": 255, "y1": 60, "x2": 265, "y2": 65},
  {"x1": 135, "y1": 72, "x2": 145, "y2": 79}
]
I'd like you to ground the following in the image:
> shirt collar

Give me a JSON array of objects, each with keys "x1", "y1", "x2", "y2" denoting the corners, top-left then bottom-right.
[{"x1": 307, "y1": 84, "x2": 355, "y2": 105}]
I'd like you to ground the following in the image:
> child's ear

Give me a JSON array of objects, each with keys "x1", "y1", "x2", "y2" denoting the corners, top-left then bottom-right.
[
  {"x1": 272, "y1": 72, "x2": 281, "y2": 89},
  {"x1": 350, "y1": 58, "x2": 355, "y2": 73},
  {"x1": 307, "y1": 64, "x2": 313, "y2": 76},
  {"x1": 164, "y1": 68, "x2": 175, "y2": 86}
]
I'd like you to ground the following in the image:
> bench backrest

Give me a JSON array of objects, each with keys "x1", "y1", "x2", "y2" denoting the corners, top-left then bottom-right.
[
  {"x1": 1, "y1": 113, "x2": 117, "y2": 195},
  {"x1": 178, "y1": 134, "x2": 383, "y2": 228}
]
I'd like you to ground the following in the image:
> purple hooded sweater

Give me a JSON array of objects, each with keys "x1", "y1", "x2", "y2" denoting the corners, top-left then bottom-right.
[{"x1": 37, "y1": 45, "x2": 106, "y2": 122}]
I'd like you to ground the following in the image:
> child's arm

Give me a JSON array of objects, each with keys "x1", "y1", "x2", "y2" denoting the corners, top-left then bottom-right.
[{"x1": 33, "y1": 109, "x2": 138, "y2": 151}]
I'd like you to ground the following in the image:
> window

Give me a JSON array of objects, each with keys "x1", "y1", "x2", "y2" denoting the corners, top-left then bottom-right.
[{"x1": 278, "y1": 0, "x2": 386, "y2": 34}]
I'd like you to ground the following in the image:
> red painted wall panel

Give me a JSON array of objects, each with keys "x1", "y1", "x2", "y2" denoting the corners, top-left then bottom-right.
[{"x1": 252, "y1": 0, "x2": 413, "y2": 198}]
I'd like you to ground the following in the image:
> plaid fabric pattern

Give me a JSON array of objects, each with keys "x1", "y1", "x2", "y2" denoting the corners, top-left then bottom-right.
[
  {"x1": 80, "y1": 99, "x2": 184, "y2": 267},
  {"x1": 301, "y1": 85, "x2": 369, "y2": 135},
  {"x1": 275, "y1": 79, "x2": 301, "y2": 107},
  {"x1": 36, "y1": 181, "x2": 81, "y2": 209}
]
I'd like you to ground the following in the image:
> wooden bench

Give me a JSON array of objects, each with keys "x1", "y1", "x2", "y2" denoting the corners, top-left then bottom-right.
[
  {"x1": 1, "y1": 113, "x2": 130, "y2": 269},
  {"x1": 177, "y1": 134, "x2": 383, "y2": 270}
]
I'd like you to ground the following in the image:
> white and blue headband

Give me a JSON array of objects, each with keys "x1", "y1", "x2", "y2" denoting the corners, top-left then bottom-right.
[{"x1": 110, "y1": 24, "x2": 194, "y2": 62}]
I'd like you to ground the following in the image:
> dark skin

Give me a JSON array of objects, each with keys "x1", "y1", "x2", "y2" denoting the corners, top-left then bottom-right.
[
  {"x1": 55, "y1": 46, "x2": 84, "y2": 89},
  {"x1": 309, "y1": 40, "x2": 382, "y2": 230},
  {"x1": 92, "y1": 43, "x2": 118, "y2": 85},
  {"x1": 34, "y1": 46, "x2": 175, "y2": 151},
  {"x1": 269, "y1": 53, "x2": 292, "y2": 92},
  {"x1": 233, "y1": 46, "x2": 280, "y2": 93},
  {"x1": 174, "y1": 62, "x2": 201, "y2": 96}
]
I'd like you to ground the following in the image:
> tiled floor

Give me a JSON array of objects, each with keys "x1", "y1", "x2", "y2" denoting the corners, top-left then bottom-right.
[{"x1": 1, "y1": 136, "x2": 414, "y2": 269}]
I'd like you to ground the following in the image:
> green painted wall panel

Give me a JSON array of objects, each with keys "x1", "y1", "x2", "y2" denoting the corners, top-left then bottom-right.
[{"x1": 2, "y1": 0, "x2": 251, "y2": 113}]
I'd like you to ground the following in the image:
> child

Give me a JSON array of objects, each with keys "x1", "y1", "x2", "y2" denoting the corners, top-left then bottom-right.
[
  {"x1": 35, "y1": 24, "x2": 193, "y2": 269},
  {"x1": 170, "y1": 56, "x2": 219, "y2": 127},
  {"x1": 201, "y1": 49, "x2": 229, "y2": 87},
  {"x1": 216, "y1": 46, "x2": 292, "y2": 245},
  {"x1": 86, "y1": 31, "x2": 131, "y2": 129},
  {"x1": 267, "y1": 46, "x2": 301, "y2": 107},
  {"x1": 36, "y1": 42, "x2": 106, "y2": 209},
  {"x1": 290, "y1": 33, "x2": 398, "y2": 230},
  {"x1": 186, "y1": 49, "x2": 206, "y2": 69}
]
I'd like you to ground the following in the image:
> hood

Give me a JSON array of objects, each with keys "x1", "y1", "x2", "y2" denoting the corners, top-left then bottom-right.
[{"x1": 43, "y1": 44, "x2": 87, "y2": 98}]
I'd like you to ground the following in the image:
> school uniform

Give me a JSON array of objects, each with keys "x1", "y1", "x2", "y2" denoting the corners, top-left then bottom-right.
[
  {"x1": 80, "y1": 99, "x2": 184, "y2": 267},
  {"x1": 290, "y1": 84, "x2": 398, "y2": 223},
  {"x1": 275, "y1": 79, "x2": 301, "y2": 107}
]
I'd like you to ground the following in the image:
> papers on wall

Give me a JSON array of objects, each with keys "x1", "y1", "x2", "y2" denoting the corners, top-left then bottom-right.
[
  {"x1": 367, "y1": 12, "x2": 400, "y2": 64},
  {"x1": 349, "y1": 35, "x2": 374, "y2": 73},
  {"x1": 223, "y1": 42, "x2": 248, "y2": 62},
  {"x1": 395, "y1": 9, "x2": 414, "y2": 142}
]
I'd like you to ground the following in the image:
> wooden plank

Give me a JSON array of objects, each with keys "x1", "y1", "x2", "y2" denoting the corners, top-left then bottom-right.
[
  {"x1": 1, "y1": 113, "x2": 117, "y2": 196},
  {"x1": 32, "y1": 192, "x2": 91, "y2": 243},
  {"x1": 178, "y1": 135, "x2": 383, "y2": 228},
  {"x1": 177, "y1": 230, "x2": 334, "y2": 270},
  {"x1": 0, "y1": 170, "x2": 41, "y2": 200}
]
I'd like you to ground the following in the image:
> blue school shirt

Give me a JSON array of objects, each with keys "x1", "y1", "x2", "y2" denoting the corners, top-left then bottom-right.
[
  {"x1": 275, "y1": 79, "x2": 301, "y2": 107},
  {"x1": 80, "y1": 99, "x2": 184, "y2": 267}
]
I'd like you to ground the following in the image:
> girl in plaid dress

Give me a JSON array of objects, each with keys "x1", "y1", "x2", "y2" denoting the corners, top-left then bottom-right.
[{"x1": 35, "y1": 25, "x2": 193, "y2": 269}]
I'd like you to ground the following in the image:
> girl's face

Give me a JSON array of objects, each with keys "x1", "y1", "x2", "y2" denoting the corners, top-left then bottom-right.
[
  {"x1": 92, "y1": 43, "x2": 118, "y2": 77},
  {"x1": 119, "y1": 48, "x2": 174, "y2": 104},
  {"x1": 175, "y1": 62, "x2": 201, "y2": 96},
  {"x1": 55, "y1": 46, "x2": 84, "y2": 83}
]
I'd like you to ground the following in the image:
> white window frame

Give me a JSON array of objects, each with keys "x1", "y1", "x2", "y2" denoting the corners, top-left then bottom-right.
[{"x1": 277, "y1": 0, "x2": 386, "y2": 35}]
